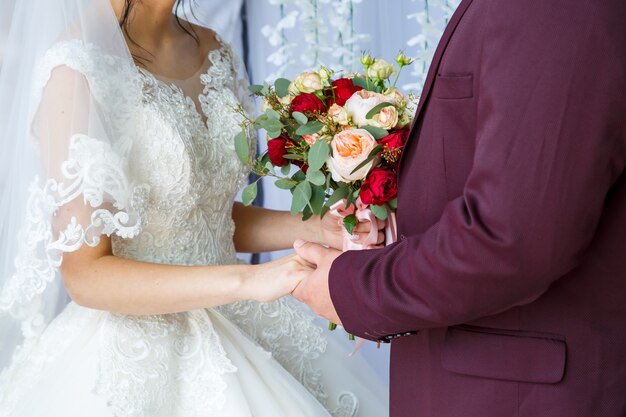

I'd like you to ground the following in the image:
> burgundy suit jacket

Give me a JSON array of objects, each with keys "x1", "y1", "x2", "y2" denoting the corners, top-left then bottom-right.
[{"x1": 329, "y1": 1, "x2": 626, "y2": 416}]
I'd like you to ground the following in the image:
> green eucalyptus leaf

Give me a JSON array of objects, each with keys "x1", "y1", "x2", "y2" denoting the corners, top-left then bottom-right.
[
  {"x1": 366, "y1": 102, "x2": 394, "y2": 120},
  {"x1": 275, "y1": 178, "x2": 296, "y2": 190},
  {"x1": 343, "y1": 214, "x2": 358, "y2": 235},
  {"x1": 325, "y1": 186, "x2": 349, "y2": 208},
  {"x1": 301, "y1": 205, "x2": 314, "y2": 221},
  {"x1": 388, "y1": 198, "x2": 398, "y2": 211},
  {"x1": 296, "y1": 121, "x2": 324, "y2": 136},
  {"x1": 292, "y1": 111, "x2": 308, "y2": 125},
  {"x1": 275, "y1": 78, "x2": 291, "y2": 98},
  {"x1": 291, "y1": 181, "x2": 313, "y2": 215},
  {"x1": 281, "y1": 164, "x2": 292, "y2": 176},
  {"x1": 292, "y1": 170, "x2": 306, "y2": 182},
  {"x1": 370, "y1": 204, "x2": 388, "y2": 220},
  {"x1": 308, "y1": 140, "x2": 330, "y2": 171},
  {"x1": 306, "y1": 169, "x2": 326, "y2": 186},
  {"x1": 265, "y1": 108, "x2": 281, "y2": 120},
  {"x1": 362, "y1": 125, "x2": 389, "y2": 140},
  {"x1": 242, "y1": 182, "x2": 258, "y2": 206},
  {"x1": 249, "y1": 84, "x2": 265, "y2": 94},
  {"x1": 309, "y1": 185, "x2": 326, "y2": 215},
  {"x1": 352, "y1": 77, "x2": 369, "y2": 90},
  {"x1": 234, "y1": 131, "x2": 249, "y2": 163}
]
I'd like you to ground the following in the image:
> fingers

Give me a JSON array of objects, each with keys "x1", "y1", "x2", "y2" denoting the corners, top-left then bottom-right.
[
  {"x1": 351, "y1": 231, "x2": 385, "y2": 245},
  {"x1": 293, "y1": 239, "x2": 328, "y2": 265},
  {"x1": 353, "y1": 219, "x2": 386, "y2": 233}
]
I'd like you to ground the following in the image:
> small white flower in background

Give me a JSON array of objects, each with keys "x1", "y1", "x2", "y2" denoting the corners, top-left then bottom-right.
[
  {"x1": 344, "y1": 90, "x2": 394, "y2": 127},
  {"x1": 367, "y1": 59, "x2": 396, "y2": 80},
  {"x1": 328, "y1": 104, "x2": 350, "y2": 125},
  {"x1": 293, "y1": 71, "x2": 325, "y2": 93}
]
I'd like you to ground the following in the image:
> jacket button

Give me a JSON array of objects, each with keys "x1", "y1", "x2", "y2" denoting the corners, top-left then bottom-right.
[{"x1": 400, "y1": 234, "x2": 407, "y2": 241}]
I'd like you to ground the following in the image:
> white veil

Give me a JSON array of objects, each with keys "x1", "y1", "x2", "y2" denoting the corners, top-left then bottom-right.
[{"x1": 0, "y1": 0, "x2": 146, "y2": 372}]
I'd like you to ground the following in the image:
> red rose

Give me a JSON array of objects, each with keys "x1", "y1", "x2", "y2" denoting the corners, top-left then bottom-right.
[
  {"x1": 267, "y1": 137, "x2": 294, "y2": 167},
  {"x1": 379, "y1": 130, "x2": 409, "y2": 150},
  {"x1": 290, "y1": 93, "x2": 326, "y2": 114},
  {"x1": 328, "y1": 78, "x2": 363, "y2": 107},
  {"x1": 359, "y1": 168, "x2": 398, "y2": 206}
]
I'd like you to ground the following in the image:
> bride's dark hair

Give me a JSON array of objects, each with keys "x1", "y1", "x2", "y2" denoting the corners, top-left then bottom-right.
[{"x1": 120, "y1": 0, "x2": 199, "y2": 62}]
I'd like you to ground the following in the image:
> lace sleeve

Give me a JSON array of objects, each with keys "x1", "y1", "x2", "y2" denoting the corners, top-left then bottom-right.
[{"x1": 0, "y1": 41, "x2": 148, "y2": 336}]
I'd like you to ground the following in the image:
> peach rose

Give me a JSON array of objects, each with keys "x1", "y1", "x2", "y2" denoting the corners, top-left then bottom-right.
[
  {"x1": 344, "y1": 89, "x2": 394, "y2": 127},
  {"x1": 327, "y1": 129, "x2": 380, "y2": 183},
  {"x1": 370, "y1": 105, "x2": 399, "y2": 130},
  {"x1": 328, "y1": 103, "x2": 350, "y2": 125}
]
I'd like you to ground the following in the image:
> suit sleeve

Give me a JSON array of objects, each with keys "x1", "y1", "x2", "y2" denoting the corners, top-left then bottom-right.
[{"x1": 329, "y1": 1, "x2": 626, "y2": 340}]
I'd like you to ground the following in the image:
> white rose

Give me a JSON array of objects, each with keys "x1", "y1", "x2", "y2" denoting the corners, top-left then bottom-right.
[
  {"x1": 327, "y1": 129, "x2": 380, "y2": 183},
  {"x1": 344, "y1": 89, "x2": 394, "y2": 127},
  {"x1": 294, "y1": 71, "x2": 324, "y2": 93},
  {"x1": 366, "y1": 59, "x2": 396, "y2": 80},
  {"x1": 328, "y1": 104, "x2": 350, "y2": 125},
  {"x1": 370, "y1": 106, "x2": 399, "y2": 130}
]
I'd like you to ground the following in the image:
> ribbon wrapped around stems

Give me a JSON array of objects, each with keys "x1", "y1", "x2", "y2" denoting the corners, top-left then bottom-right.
[
  {"x1": 328, "y1": 198, "x2": 398, "y2": 354},
  {"x1": 329, "y1": 198, "x2": 397, "y2": 251}
]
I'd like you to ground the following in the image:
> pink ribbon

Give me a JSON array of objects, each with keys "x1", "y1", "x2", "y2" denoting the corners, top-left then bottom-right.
[{"x1": 329, "y1": 198, "x2": 398, "y2": 355}]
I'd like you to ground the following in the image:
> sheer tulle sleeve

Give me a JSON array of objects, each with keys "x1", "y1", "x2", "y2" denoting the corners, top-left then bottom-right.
[{"x1": 0, "y1": 41, "x2": 148, "y2": 336}]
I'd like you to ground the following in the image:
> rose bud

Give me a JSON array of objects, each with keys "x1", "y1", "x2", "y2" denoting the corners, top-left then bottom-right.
[
  {"x1": 395, "y1": 52, "x2": 414, "y2": 67},
  {"x1": 360, "y1": 52, "x2": 375, "y2": 67}
]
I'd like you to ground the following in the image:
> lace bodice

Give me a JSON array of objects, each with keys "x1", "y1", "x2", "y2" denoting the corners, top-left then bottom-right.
[{"x1": 112, "y1": 46, "x2": 250, "y2": 266}]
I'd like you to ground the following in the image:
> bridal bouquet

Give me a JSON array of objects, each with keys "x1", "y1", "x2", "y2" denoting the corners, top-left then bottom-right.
[{"x1": 234, "y1": 52, "x2": 417, "y2": 252}]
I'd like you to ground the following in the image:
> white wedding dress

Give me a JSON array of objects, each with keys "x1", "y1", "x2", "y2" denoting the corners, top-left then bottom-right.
[{"x1": 0, "y1": 38, "x2": 387, "y2": 417}]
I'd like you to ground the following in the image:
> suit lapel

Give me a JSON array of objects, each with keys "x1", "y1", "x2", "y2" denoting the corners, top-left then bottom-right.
[{"x1": 408, "y1": 0, "x2": 475, "y2": 132}]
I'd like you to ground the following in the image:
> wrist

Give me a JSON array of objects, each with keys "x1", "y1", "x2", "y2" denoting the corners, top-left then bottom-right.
[{"x1": 235, "y1": 264, "x2": 256, "y2": 302}]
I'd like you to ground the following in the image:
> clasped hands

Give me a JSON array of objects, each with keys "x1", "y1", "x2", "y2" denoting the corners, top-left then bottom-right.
[{"x1": 289, "y1": 214, "x2": 385, "y2": 326}]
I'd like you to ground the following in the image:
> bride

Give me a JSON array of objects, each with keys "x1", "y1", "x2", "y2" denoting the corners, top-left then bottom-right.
[{"x1": 0, "y1": 0, "x2": 388, "y2": 416}]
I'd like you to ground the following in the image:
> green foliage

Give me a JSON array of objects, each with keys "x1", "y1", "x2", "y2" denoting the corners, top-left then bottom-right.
[
  {"x1": 307, "y1": 140, "x2": 330, "y2": 171},
  {"x1": 292, "y1": 111, "x2": 308, "y2": 125},
  {"x1": 234, "y1": 131, "x2": 249, "y2": 163},
  {"x1": 370, "y1": 204, "x2": 388, "y2": 220},
  {"x1": 274, "y1": 78, "x2": 291, "y2": 98},
  {"x1": 290, "y1": 181, "x2": 312, "y2": 215},
  {"x1": 275, "y1": 178, "x2": 296, "y2": 190},
  {"x1": 306, "y1": 169, "x2": 326, "y2": 186},
  {"x1": 242, "y1": 182, "x2": 258, "y2": 206},
  {"x1": 366, "y1": 102, "x2": 394, "y2": 120},
  {"x1": 343, "y1": 214, "x2": 358, "y2": 235},
  {"x1": 362, "y1": 125, "x2": 389, "y2": 139},
  {"x1": 350, "y1": 145, "x2": 382, "y2": 175},
  {"x1": 296, "y1": 121, "x2": 324, "y2": 136}
]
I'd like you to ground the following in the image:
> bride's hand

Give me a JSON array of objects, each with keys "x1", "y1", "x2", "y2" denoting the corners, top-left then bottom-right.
[
  {"x1": 244, "y1": 255, "x2": 314, "y2": 303},
  {"x1": 320, "y1": 212, "x2": 386, "y2": 250}
]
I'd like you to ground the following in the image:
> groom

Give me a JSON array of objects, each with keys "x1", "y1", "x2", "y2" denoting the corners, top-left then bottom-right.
[{"x1": 292, "y1": 0, "x2": 626, "y2": 416}]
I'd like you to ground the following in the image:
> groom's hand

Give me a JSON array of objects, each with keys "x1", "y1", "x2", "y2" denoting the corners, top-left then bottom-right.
[{"x1": 292, "y1": 240, "x2": 342, "y2": 325}]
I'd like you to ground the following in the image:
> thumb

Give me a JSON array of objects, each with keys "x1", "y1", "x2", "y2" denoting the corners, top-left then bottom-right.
[{"x1": 293, "y1": 239, "x2": 327, "y2": 265}]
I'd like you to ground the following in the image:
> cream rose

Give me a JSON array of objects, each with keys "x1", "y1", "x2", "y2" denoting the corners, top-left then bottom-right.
[
  {"x1": 367, "y1": 59, "x2": 396, "y2": 80},
  {"x1": 383, "y1": 87, "x2": 406, "y2": 106},
  {"x1": 293, "y1": 71, "x2": 324, "y2": 93},
  {"x1": 328, "y1": 104, "x2": 350, "y2": 125},
  {"x1": 370, "y1": 105, "x2": 399, "y2": 130},
  {"x1": 327, "y1": 129, "x2": 380, "y2": 183},
  {"x1": 344, "y1": 89, "x2": 394, "y2": 127}
]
